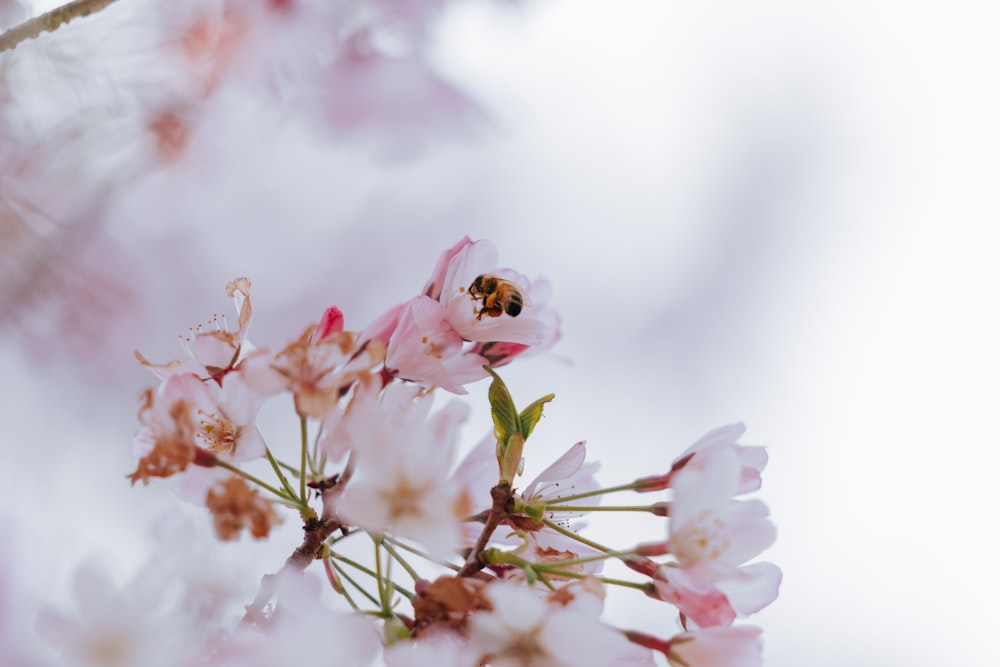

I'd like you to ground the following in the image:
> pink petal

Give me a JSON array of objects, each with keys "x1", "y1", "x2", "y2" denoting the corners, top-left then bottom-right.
[
  {"x1": 716, "y1": 563, "x2": 782, "y2": 617},
  {"x1": 423, "y1": 236, "x2": 473, "y2": 301},
  {"x1": 523, "y1": 441, "x2": 588, "y2": 498}
]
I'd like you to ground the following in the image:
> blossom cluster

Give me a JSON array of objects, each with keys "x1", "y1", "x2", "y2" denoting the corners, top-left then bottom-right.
[{"x1": 33, "y1": 238, "x2": 780, "y2": 667}]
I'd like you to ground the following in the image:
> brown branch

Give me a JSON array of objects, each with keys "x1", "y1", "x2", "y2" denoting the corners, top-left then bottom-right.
[
  {"x1": 242, "y1": 474, "x2": 349, "y2": 625},
  {"x1": 0, "y1": 0, "x2": 123, "y2": 53},
  {"x1": 456, "y1": 483, "x2": 514, "y2": 578}
]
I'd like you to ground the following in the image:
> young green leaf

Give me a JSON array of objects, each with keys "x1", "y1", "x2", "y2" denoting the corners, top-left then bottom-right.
[
  {"x1": 518, "y1": 393, "x2": 554, "y2": 439},
  {"x1": 485, "y1": 367, "x2": 519, "y2": 444}
]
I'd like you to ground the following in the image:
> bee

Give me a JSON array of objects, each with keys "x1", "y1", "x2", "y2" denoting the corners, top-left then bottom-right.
[{"x1": 467, "y1": 274, "x2": 524, "y2": 320}]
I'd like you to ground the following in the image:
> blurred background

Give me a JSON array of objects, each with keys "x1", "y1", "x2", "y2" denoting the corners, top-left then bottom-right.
[{"x1": 2, "y1": 0, "x2": 999, "y2": 665}]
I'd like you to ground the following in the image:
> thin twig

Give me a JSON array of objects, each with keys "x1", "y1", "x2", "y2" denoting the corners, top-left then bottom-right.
[
  {"x1": 0, "y1": 0, "x2": 123, "y2": 53},
  {"x1": 456, "y1": 483, "x2": 514, "y2": 578},
  {"x1": 241, "y1": 473, "x2": 350, "y2": 624}
]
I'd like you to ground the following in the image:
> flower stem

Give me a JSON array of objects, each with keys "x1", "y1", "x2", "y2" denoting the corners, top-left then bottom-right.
[
  {"x1": 264, "y1": 446, "x2": 297, "y2": 499},
  {"x1": 213, "y1": 459, "x2": 290, "y2": 501},
  {"x1": 322, "y1": 550, "x2": 360, "y2": 611},
  {"x1": 542, "y1": 503, "x2": 668, "y2": 515},
  {"x1": 381, "y1": 540, "x2": 421, "y2": 582},
  {"x1": 274, "y1": 459, "x2": 301, "y2": 478},
  {"x1": 299, "y1": 416, "x2": 308, "y2": 502},
  {"x1": 383, "y1": 537, "x2": 461, "y2": 572},
  {"x1": 331, "y1": 551, "x2": 414, "y2": 601},
  {"x1": 541, "y1": 518, "x2": 612, "y2": 553},
  {"x1": 595, "y1": 576, "x2": 650, "y2": 592},
  {"x1": 541, "y1": 482, "x2": 640, "y2": 505},
  {"x1": 330, "y1": 558, "x2": 380, "y2": 608},
  {"x1": 374, "y1": 540, "x2": 387, "y2": 611}
]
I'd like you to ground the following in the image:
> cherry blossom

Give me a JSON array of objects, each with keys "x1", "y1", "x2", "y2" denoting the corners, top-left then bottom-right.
[
  {"x1": 135, "y1": 278, "x2": 254, "y2": 383},
  {"x1": 332, "y1": 383, "x2": 473, "y2": 558},
  {"x1": 650, "y1": 564, "x2": 738, "y2": 629},
  {"x1": 2, "y1": 0, "x2": 793, "y2": 654},
  {"x1": 644, "y1": 437, "x2": 782, "y2": 625},
  {"x1": 146, "y1": 515, "x2": 252, "y2": 626},
  {"x1": 129, "y1": 377, "x2": 210, "y2": 486},
  {"x1": 209, "y1": 571, "x2": 381, "y2": 667},
  {"x1": 636, "y1": 423, "x2": 767, "y2": 494},
  {"x1": 129, "y1": 371, "x2": 266, "y2": 486},
  {"x1": 437, "y1": 239, "x2": 560, "y2": 347},
  {"x1": 106, "y1": 246, "x2": 780, "y2": 665},
  {"x1": 383, "y1": 295, "x2": 490, "y2": 393},
  {"x1": 455, "y1": 438, "x2": 604, "y2": 572},
  {"x1": 714, "y1": 562, "x2": 783, "y2": 618},
  {"x1": 667, "y1": 451, "x2": 778, "y2": 582},
  {"x1": 173, "y1": 371, "x2": 267, "y2": 463},
  {"x1": 467, "y1": 582, "x2": 654, "y2": 667},
  {"x1": 666, "y1": 625, "x2": 764, "y2": 667},
  {"x1": 672, "y1": 423, "x2": 768, "y2": 494},
  {"x1": 36, "y1": 562, "x2": 196, "y2": 667},
  {"x1": 503, "y1": 441, "x2": 606, "y2": 575},
  {"x1": 383, "y1": 631, "x2": 473, "y2": 667},
  {"x1": 241, "y1": 323, "x2": 385, "y2": 419},
  {"x1": 362, "y1": 238, "x2": 561, "y2": 394}
]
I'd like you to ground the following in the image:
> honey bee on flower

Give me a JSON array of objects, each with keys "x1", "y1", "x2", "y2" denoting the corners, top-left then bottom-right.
[
  {"x1": 435, "y1": 239, "x2": 559, "y2": 347},
  {"x1": 467, "y1": 274, "x2": 524, "y2": 320}
]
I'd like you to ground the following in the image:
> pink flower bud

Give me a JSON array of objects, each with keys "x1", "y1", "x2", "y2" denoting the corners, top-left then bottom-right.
[{"x1": 312, "y1": 306, "x2": 345, "y2": 343}]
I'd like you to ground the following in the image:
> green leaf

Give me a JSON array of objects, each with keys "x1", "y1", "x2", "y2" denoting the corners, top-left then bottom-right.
[
  {"x1": 518, "y1": 393, "x2": 554, "y2": 440},
  {"x1": 485, "y1": 367, "x2": 519, "y2": 445}
]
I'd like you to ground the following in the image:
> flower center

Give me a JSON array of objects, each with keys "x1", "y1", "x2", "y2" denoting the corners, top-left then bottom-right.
[
  {"x1": 672, "y1": 510, "x2": 730, "y2": 565},
  {"x1": 195, "y1": 409, "x2": 238, "y2": 454}
]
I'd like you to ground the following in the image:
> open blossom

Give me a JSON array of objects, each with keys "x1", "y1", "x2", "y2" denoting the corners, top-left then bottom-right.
[
  {"x1": 383, "y1": 631, "x2": 472, "y2": 667},
  {"x1": 367, "y1": 237, "x2": 560, "y2": 390},
  {"x1": 650, "y1": 564, "x2": 738, "y2": 629},
  {"x1": 636, "y1": 423, "x2": 767, "y2": 494},
  {"x1": 667, "y1": 451, "x2": 778, "y2": 581},
  {"x1": 453, "y1": 437, "x2": 605, "y2": 577},
  {"x1": 625, "y1": 625, "x2": 763, "y2": 667},
  {"x1": 37, "y1": 563, "x2": 196, "y2": 667},
  {"x1": 666, "y1": 626, "x2": 764, "y2": 667},
  {"x1": 650, "y1": 439, "x2": 781, "y2": 623},
  {"x1": 129, "y1": 385, "x2": 202, "y2": 485},
  {"x1": 383, "y1": 296, "x2": 490, "y2": 394},
  {"x1": 129, "y1": 375, "x2": 213, "y2": 485},
  {"x1": 627, "y1": 426, "x2": 781, "y2": 627},
  {"x1": 129, "y1": 371, "x2": 265, "y2": 482},
  {"x1": 174, "y1": 371, "x2": 266, "y2": 462},
  {"x1": 467, "y1": 583, "x2": 654, "y2": 667},
  {"x1": 331, "y1": 383, "x2": 473, "y2": 559},
  {"x1": 135, "y1": 277, "x2": 254, "y2": 383},
  {"x1": 116, "y1": 260, "x2": 779, "y2": 664},
  {"x1": 146, "y1": 515, "x2": 252, "y2": 626},
  {"x1": 211, "y1": 571, "x2": 381, "y2": 667},
  {"x1": 241, "y1": 320, "x2": 385, "y2": 419},
  {"x1": 672, "y1": 423, "x2": 768, "y2": 494},
  {"x1": 510, "y1": 442, "x2": 605, "y2": 575},
  {"x1": 437, "y1": 239, "x2": 559, "y2": 348}
]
